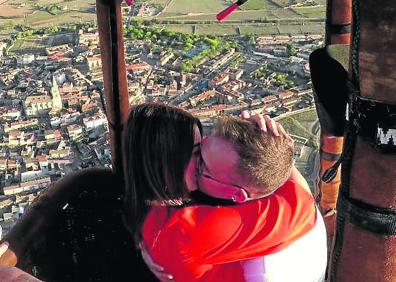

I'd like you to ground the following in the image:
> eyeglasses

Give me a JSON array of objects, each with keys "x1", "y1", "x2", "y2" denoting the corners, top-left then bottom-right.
[{"x1": 194, "y1": 151, "x2": 251, "y2": 201}]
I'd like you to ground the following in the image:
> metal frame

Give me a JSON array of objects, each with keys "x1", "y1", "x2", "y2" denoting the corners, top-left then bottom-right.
[{"x1": 96, "y1": 0, "x2": 130, "y2": 179}]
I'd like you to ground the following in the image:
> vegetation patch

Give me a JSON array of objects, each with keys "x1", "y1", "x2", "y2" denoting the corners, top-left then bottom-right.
[
  {"x1": 278, "y1": 115, "x2": 318, "y2": 148},
  {"x1": 46, "y1": 4, "x2": 63, "y2": 15},
  {"x1": 195, "y1": 24, "x2": 238, "y2": 35},
  {"x1": 159, "y1": 0, "x2": 225, "y2": 16},
  {"x1": 238, "y1": 24, "x2": 279, "y2": 35},
  {"x1": 300, "y1": 22, "x2": 325, "y2": 34},
  {"x1": 238, "y1": 0, "x2": 279, "y2": 10},
  {"x1": 291, "y1": 6, "x2": 325, "y2": 18},
  {"x1": 124, "y1": 21, "x2": 238, "y2": 73},
  {"x1": 135, "y1": 0, "x2": 169, "y2": 8},
  {"x1": 291, "y1": 108, "x2": 318, "y2": 122}
]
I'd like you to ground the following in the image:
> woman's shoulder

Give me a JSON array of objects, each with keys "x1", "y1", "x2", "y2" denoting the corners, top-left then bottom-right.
[
  {"x1": 273, "y1": 179, "x2": 314, "y2": 201},
  {"x1": 144, "y1": 205, "x2": 243, "y2": 244},
  {"x1": 146, "y1": 205, "x2": 242, "y2": 231},
  {"x1": 176, "y1": 205, "x2": 241, "y2": 222}
]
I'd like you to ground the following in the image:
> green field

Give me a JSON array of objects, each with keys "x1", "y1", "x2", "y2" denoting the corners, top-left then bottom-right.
[
  {"x1": 152, "y1": 21, "x2": 323, "y2": 36},
  {"x1": 300, "y1": 22, "x2": 325, "y2": 34},
  {"x1": 291, "y1": 109, "x2": 319, "y2": 123},
  {"x1": 238, "y1": 24, "x2": 279, "y2": 35},
  {"x1": 289, "y1": 108, "x2": 318, "y2": 129},
  {"x1": 28, "y1": 11, "x2": 96, "y2": 27},
  {"x1": 0, "y1": 0, "x2": 96, "y2": 34},
  {"x1": 159, "y1": 0, "x2": 226, "y2": 16},
  {"x1": 136, "y1": 0, "x2": 170, "y2": 6},
  {"x1": 157, "y1": 11, "x2": 299, "y2": 22},
  {"x1": 152, "y1": 23, "x2": 194, "y2": 33},
  {"x1": 155, "y1": 0, "x2": 325, "y2": 21},
  {"x1": 239, "y1": 0, "x2": 278, "y2": 10},
  {"x1": 9, "y1": 35, "x2": 47, "y2": 55},
  {"x1": 196, "y1": 24, "x2": 238, "y2": 35},
  {"x1": 0, "y1": 0, "x2": 326, "y2": 38},
  {"x1": 278, "y1": 108, "x2": 319, "y2": 148},
  {"x1": 292, "y1": 6, "x2": 326, "y2": 18},
  {"x1": 278, "y1": 23, "x2": 303, "y2": 34},
  {"x1": 155, "y1": 9, "x2": 322, "y2": 23}
]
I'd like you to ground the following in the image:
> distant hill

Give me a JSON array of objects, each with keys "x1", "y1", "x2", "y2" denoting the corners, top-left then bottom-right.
[{"x1": 0, "y1": 0, "x2": 326, "y2": 38}]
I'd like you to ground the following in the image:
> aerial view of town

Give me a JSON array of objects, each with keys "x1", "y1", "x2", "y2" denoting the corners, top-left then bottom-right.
[{"x1": 0, "y1": 0, "x2": 324, "y2": 236}]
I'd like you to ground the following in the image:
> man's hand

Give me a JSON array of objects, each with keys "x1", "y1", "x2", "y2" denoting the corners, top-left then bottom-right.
[
  {"x1": 240, "y1": 111, "x2": 292, "y2": 141},
  {"x1": 140, "y1": 242, "x2": 174, "y2": 281},
  {"x1": 0, "y1": 243, "x2": 42, "y2": 282}
]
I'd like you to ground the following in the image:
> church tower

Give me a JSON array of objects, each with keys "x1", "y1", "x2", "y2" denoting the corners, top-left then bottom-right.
[{"x1": 51, "y1": 75, "x2": 63, "y2": 111}]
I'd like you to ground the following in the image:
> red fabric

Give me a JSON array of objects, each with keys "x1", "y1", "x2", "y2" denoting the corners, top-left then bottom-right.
[{"x1": 142, "y1": 180, "x2": 317, "y2": 282}]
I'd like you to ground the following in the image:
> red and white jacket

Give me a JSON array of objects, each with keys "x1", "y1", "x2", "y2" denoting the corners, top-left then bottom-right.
[{"x1": 143, "y1": 180, "x2": 327, "y2": 282}]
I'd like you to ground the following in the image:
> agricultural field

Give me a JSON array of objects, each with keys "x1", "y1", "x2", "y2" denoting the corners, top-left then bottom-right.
[
  {"x1": 155, "y1": 0, "x2": 324, "y2": 20},
  {"x1": 292, "y1": 6, "x2": 326, "y2": 18},
  {"x1": 288, "y1": 108, "x2": 319, "y2": 130},
  {"x1": 272, "y1": 0, "x2": 325, "y2": 7},
  {"x1": 27, "y1": 11, "x2": 96, "y2": 27},
  {"x1": 158, "y1": 0, "x2": 226, "y2": 17},
  {"x1": 0, "y1": 0, "x2": 326, "y2": 38},
  {"x1": 0, "y1": 0, "x2": 96, "y2": 34},
  {"x1": 0, "y1": 5, "x2": 33, "y2": 18},
  {"x1": 156, "y1": 10, "x2": 305, "y2": 23},
  {"x1": 8, "y1": 35, "x2": 47, "y2": 55},
  {"x1": 278, "y1": 23, "x2": 304, "y2": 35},
  {"x1": 238, "y1": 24, "x2": 279, "y2": 35},
  {"x1": 300, "y1": 22, "x2": 325, "y2": 34},
  {"x1": 195, "y1": 24, "x2": 238, "y2": 35},
  {"x1": 239, "y1": 0, "x2": 279, "y2": 10},
  {"x1": 155, "y1": 0, "x2": 326, "y2": 20},
  {"x1": 278, "y1": 109, "x2": 319, "y2": 149},
  {"x1": 135, "y1": 0, "x2": 170, "y2": 8},
  {"x1": 152, "y1": 23, "x2": 194, "y2": 34},
  {"x1": 152, "y1": 21, "x2": 321, "y2": 36}
]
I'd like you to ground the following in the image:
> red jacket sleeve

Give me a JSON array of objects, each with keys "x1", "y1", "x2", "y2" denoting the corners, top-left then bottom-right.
[{"x1": 143, "y1": 180, "x2": 316, "y2": 280}]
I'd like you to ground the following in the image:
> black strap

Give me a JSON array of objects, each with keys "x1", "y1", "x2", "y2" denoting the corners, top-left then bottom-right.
[
  {"x1": 328, "y1": 23, "x2": 351, "y2": 35},
  {"x1": 349, "y1": 95, "x2": 396, "y2": 153},
  {"x1": 339, "y1": 192, "x2": 396, "y2": 235},
  {"x1": 320, "y1": 150, "x2": 342, "y2": 161}
]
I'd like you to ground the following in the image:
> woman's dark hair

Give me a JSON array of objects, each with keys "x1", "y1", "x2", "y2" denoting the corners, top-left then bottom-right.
[{"x1": 122, "y1": 103, "x2": 202, "y2": 246}]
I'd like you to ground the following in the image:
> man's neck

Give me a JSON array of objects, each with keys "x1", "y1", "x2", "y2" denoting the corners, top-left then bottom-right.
[{"x1": 189, "y1": 190, "x2": 237, "y2": 206}]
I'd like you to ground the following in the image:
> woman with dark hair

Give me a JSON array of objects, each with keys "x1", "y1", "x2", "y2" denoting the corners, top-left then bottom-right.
[
  {"x1": 123, "y1": 103, "x2": 321, "y2": 282},
  {"x1": 123, "y1": 103, "x2": 202, "y2": 244}
]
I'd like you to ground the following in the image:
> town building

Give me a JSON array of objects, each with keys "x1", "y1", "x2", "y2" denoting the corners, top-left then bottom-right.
[
  {"x1": 24, "y1": 94, "x2": 53, "y2": 116},
  {"x1": 0, "y1": 42, "x2": 7, "y2": 58},
  {"x1": 209, "y1": 72, "x2": 230, "y2": 89},
  {"x1": 126, "y1": 61, "x2": 151, "y2": 73},
  {"x1": 3, "y1": 177, "x2": 51, "y2": 196},
  {"x1": 67, "y1": 124, "x2": 84, "y2": 141},
  {"x1": 86, "y1": 55, "x2": 102, "y2": 71},
  {"x1": 78, "y1": 32, "x2": 99, "y2": 46},
  {"x1": 51, "y1": 75, "x2": 63, "y2": 113},
  {"x1": 4, "y1": 119, "x2": 39, "y2": 133}
]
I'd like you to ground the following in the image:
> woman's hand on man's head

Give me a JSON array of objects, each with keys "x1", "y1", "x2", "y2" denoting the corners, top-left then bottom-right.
[{"x1": 240, "y1": 111, "x2": 292, "y2": 141}]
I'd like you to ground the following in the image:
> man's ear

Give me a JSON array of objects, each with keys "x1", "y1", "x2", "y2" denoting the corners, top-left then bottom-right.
[
  {"x1": 232, "y1": 188, "x2": 249, "y2": 203},
  {"x1": 198, "y1": 176, "x2": 250, "y2": 202}
]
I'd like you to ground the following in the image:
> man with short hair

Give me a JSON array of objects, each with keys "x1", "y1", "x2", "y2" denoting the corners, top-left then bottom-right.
[
  {"x1": 195, "y1": 116, "x2": 327, "y2": 281},
  {"x1": 196, "y1": 116, "x2": 296, "y2": 202},
  {"x1": 143, "y1": 114, "x2": 326, "y2": 282}
]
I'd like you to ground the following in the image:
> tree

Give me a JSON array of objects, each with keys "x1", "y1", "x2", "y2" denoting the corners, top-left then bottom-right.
[
  {"x1": 204, "y1": 37, "x2": 218, "y2": 49},
  {"x1": 180, "y1": 63, "x2": 193, "y2": 73},
  {"x1": 246, "y1": 33, "x2": 256, "y2": 45},
  {"x1": 286, "y1": 43, "x2": 297, "y2": 56},
  {"x1": 285, "y1": 80, "x2": 295, "y2": 89},
  {"x1": 274, "y1": 73, "x2": 287, "y2": 87}
]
